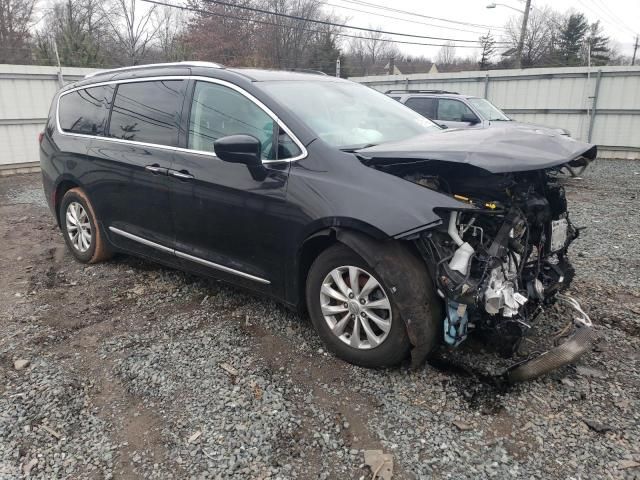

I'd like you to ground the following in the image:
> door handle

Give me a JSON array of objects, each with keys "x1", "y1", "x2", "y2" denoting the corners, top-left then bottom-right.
[
  {"x1": 168, "y1": 169, "x2": 194, "y2": 180},
  {"x1": 145, "y1": 164, "x2": 167, "y2": 175}
]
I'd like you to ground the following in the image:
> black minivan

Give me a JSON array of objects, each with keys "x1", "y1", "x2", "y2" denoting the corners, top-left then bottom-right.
[{"x1": 41, "y1": 61, "x2": 597, "y2": 379}]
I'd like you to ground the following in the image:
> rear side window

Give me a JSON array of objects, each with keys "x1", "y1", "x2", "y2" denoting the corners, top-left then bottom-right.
[
  {"x1": 58, "y1": 85, "x2": 114, "y2": 135},
  {"x1": 108, "y1": 80, "x2": 186, "y2": 147},
  {"x1": 404, "y1": 97, "x2": 437, "y2": 119}
]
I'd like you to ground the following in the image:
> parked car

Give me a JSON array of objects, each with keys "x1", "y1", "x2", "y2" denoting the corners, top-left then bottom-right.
[
  {"x1": 40, "y1": 62, "x2": 596, "y2": 381},
  {"x1": 387, "y1": 89, "x2": 571, "y2": 136}
]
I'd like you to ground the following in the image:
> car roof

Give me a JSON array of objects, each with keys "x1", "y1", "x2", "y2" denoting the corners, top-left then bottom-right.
[{"x1": 68, "y1": 62, "x2": 347, "y2": 90}]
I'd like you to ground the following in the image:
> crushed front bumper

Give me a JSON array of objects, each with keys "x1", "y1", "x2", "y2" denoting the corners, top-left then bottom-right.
[{"x1": 505, "y1": 294, "x2": 596, "y2": 383}]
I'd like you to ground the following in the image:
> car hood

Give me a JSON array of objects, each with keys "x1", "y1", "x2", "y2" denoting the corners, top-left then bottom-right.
[
  {"x1": 356, "y1": 126, "x2": 596, "y2": 173},
  {"x1": 487, "y1": 120, "x2": 570, "y2": 136}
]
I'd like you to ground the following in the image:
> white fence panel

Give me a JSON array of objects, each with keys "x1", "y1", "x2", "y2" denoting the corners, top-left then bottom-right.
[{"x1": 0, "y1": 64, "x2": 99, "y2": 172}]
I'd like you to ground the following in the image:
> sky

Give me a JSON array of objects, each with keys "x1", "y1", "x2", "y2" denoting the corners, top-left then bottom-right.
[{"x1": 321, "y1": 0, "x2": 640, "y2": 60}]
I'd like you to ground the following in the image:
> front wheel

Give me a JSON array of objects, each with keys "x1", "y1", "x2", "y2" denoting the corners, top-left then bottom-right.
[{"x1": 305, "y1": 245, "x2": 410, "y2": 367}]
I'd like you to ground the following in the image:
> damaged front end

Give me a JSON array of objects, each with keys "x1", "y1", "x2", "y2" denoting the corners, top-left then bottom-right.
[
  {"x1": 362, "y1": 150, "x2": 596, "y2": 382},
  {"x1": 418, "y1": 169, "x2": 596, "y2": 381}
]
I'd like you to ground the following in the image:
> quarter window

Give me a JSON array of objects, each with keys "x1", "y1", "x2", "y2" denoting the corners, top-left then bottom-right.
[
  {"x1": 58, "y1": 85, "x2": 114, "y2": 135},
  {"x1": 188, "y1": 81, "x2": 300, "y2": 160},
  {"x1": 108, "y1": 80, "x2": 186, "y2": 147}
]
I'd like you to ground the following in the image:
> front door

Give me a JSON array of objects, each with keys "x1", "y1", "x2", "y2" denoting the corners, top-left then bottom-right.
[
  {"x1": 169, "y1": 80, "x2": 302, "y2": 294},
  {"x1": 88, "y1": 79, "x2": 188, "y2": 259}
]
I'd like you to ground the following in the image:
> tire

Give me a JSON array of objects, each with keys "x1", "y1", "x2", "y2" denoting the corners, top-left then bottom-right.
[
  {"x1": 59, "y1": 187, "x2": 112, "y2": 264},
  {"x1": 305, "y1": 244, "x2": 410, "y2": 368}
]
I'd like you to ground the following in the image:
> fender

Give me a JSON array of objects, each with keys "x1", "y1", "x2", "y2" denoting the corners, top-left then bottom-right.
[
  {"x1": 49, "y1": 174, "x2": 85, "y2": 225},
  {"x1": 335, "y1": 229, "x2": 443, "y2": 367}
]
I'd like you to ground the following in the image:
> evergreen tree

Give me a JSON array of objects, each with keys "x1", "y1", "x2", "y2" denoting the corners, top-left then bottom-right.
[
  {"x1": 583, "y1": 21, "x2": 610, "y2": 65},
  {"x1": 478, "y1": 31, "x2": 496, "y2": 70},
  {"x1": 558, "y1": 13, "x2": 589, "y2": 66},
  {"x1": 35, "y1": 0, "x2": 107, "y2": 67},
  {"x1": 307, "y1": 32, "x2": 340, "y2": 75}
]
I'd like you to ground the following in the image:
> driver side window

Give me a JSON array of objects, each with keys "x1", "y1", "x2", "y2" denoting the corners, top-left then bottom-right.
[
  {"x1": 436, "y1": 99, "x2": 476, "y2": 122},
  {"x1": 189, "y1": 81, "x2": 297, "y2": 160}
]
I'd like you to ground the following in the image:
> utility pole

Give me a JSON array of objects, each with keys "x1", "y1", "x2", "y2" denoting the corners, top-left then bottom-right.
[
  {"x1": 633, "y1": 35, "x2": 639, "y2": 66},
  {"x1": 515, "y1": 0, "x2": 532, "y2": 69},
  {"x1": 336, "y1": 57, "x2": 341, "y2": 78}
]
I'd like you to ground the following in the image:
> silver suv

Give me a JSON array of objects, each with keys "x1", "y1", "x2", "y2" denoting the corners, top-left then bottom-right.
[{"x1": 387, "y1": 89, "x2": 570, "y2": 136}]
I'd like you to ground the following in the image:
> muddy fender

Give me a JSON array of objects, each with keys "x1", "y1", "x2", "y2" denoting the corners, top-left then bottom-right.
[{"x1": 336, "y1": 230, "x2": 442, "y2": 367}]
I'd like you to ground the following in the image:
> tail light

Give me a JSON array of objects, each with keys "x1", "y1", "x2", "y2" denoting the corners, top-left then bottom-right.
[{"x1": 38, "y1": 131, "x2": 45, "y2": 143}]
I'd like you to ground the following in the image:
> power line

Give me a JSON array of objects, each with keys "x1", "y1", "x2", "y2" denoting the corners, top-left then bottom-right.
[
  {"x1": 321, "y1": 0, "x2": 496, "y2": 35},
  {"x1": 575, "y1": 0, "x2": 636, "y2": 37},
  {"x1": 334, "y1": 0, "x2": 508, "y2": 31},
  {"x1": 141, "y1": 0, "x2": 491, "y2": 49},
  {"x1": 587, "y1": 0, "x2": 637, "y2": 37},
  {"x1": 196, "y1": 0, "x2": 509, "y2": 44}
]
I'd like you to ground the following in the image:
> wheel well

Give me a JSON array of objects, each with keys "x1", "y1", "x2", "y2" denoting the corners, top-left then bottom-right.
[
  {"x1": 297, "y1": 231, "x2": 338, "y2": 313},
  {"x1": 54, "y1": 180, "x2": 79, "y2": 226}
]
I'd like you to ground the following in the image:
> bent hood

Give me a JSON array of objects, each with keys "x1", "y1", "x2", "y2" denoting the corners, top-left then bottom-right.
[{"x1": 356, "y1": 126, "x2": 596, "y2": 173}]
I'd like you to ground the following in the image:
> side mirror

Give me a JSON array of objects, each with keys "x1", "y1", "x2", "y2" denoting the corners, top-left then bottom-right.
[
  {"x1": 461, "y1": 113, "x2": 480, "y2": 125},
  {"x1": 214, "y1": 135, "x2": 262, "y2": 167}
]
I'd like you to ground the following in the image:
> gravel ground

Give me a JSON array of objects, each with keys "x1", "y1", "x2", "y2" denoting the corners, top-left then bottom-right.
[{"x1": 0, "y1": 160, "x2": 639, "y2": 479}]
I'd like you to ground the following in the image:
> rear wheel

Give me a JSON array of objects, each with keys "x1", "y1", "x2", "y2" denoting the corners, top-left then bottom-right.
[
  {"x1": 306, "y1": 244, "x2": 410, "y2": 367},
  {"x1": 59, "y1": 188, "x2": 112, "y2": 264}
]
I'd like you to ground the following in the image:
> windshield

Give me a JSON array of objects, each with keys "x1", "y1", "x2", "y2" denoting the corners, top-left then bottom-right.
[
  {"x1": 468, "y1": 98, "x2": 510, "y2": 121},
  {"x1": 260, "y1": 81, "x2": 440, "y2": 149}
]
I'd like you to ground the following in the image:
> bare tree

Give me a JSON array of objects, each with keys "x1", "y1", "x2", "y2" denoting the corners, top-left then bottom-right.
[
  {"x1": 436, "y1": 41, "x2": 456, "y2": 69},
  {"x1": 0, "y1": 0, "x2": 37, "y2": 63},
  {"x1": 346, "y1": 27, "x2": 398, "y2": 75},
  {"x1": 103, "y1": 0, "x2": 161, "y2": 65},
  {"x1": 183, "y1": 0, "x2": 344, "y2": 70},
  {"x1": 504, "y1": 6, "x2": 556, "y2": 67},
  {"x1": 152, "y1": 5, "x2": 188, "y2": 61},
  {"x1": 260, "y1": 0, "x2": 342, "y2": 70},
  {"x1": 185, "y1": 0, "x2": 260, "y2": 67}
]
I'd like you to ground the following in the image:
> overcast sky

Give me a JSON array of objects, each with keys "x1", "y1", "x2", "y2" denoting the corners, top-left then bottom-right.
[{"x1": 323, "y1": 0, "x2": 639, "y2": 60}]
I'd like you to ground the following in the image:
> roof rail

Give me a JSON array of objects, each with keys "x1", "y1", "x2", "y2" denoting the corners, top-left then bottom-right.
[
  {"x1": 286, "y1": 68, "x2": 328, "y2": 76},
  {"x1": 385, "y1": 89, "x2": 459, "y2": 95},
  {"x1": 84, "y1": 61, "x2": 224, "y2": 79}
]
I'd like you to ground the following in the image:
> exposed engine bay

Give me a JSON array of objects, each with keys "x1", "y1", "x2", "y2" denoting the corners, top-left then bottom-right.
[{"x1": 371, "y1": 160, "x2": 596, "y2": 381}]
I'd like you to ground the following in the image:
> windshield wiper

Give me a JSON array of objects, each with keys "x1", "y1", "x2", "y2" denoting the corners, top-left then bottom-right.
[{"x1": 339, "y1": 143, "x2": 378, "y2": 152}]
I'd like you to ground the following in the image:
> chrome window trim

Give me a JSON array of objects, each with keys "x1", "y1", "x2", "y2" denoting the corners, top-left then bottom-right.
[
  {"x1": 56, "y1": 75, "x2": 308, "y2": 163},
  {"x1": 108, "y1": 226, "x2": 271, "y2": 285}
]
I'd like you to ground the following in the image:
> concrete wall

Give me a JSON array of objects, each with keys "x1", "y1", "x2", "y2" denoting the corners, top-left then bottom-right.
[
  {"x1": 0, "y1": 64, "x2": 100, "y2": 174},
  {"x1": 350, "y1": 66, "x2": 640, "y2": 160}
]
